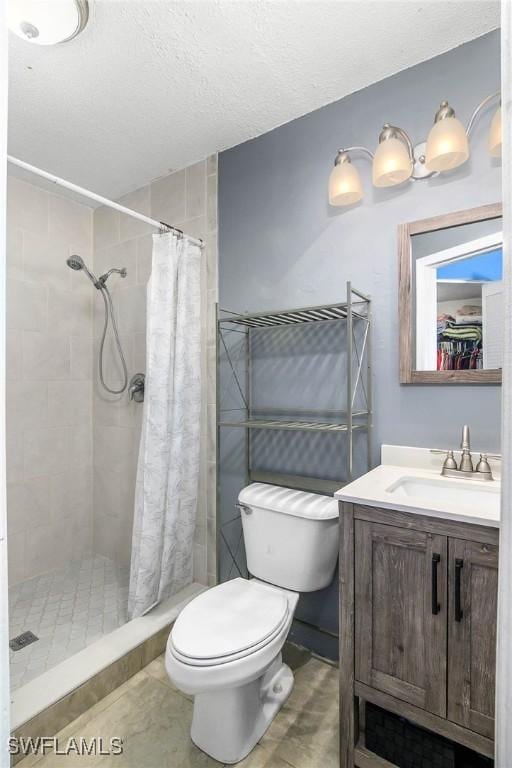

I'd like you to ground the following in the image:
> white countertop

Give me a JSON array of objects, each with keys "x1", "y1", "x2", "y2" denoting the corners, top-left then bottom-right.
[{"x1": 335, "y1": 444, "x2": 501, "y2": 528}]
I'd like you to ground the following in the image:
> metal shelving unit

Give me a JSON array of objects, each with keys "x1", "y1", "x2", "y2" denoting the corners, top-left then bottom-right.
[
  {"x1": 216, "y1": 282, "x2": 372, "y2": 496},
  {"x1": 218, "y1": 418, "x2": 368, "y2": 432}
]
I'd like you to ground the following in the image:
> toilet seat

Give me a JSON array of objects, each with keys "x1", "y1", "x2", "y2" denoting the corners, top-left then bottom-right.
[
  {"x1": 170, "y1": 612, "x2": 289, "y2": 667},
  {"x1": 171, "y1": 578, "x2": 290, "y2": 667}
]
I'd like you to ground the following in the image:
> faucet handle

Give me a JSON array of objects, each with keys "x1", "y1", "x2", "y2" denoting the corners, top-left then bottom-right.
[
  {"x1": 128, "y1": 372, "x2": 145, "y2": 403},
  {"x1": 442, "y1": 450, "x2": 458, "y2": 471},
  {"x1": 475, "y1": 454, "x2": 493, "y2": 478}
]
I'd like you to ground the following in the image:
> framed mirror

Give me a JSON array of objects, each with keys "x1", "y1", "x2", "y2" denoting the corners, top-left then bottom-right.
[{"x1": 399, "y1": 203, "x2": 502, "y2": 384}]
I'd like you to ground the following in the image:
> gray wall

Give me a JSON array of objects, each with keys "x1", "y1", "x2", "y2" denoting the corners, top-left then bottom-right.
[{"x1": 217, "y1": 30, "x2": 501, "y2": 657}]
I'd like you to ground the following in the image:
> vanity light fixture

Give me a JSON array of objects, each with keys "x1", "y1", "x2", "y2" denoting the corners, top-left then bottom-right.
[
  {"x1": 329, "y1": 91, "x2": 501, "y2": 206},
  {"x1": 425, "y1": 101, "x2": 469, "y2": 172},
  {"x1": 373, "y1": 125, "x2": 414, "y2": 187},
  {"x1": 8, "y1": 0, "x2": 89, "y2": 45},
  {"x1": 488, "y1": 105, "x2": 502, "y2": 157},
  {"x1": 328, "y1": 151, "x2": 364, "y2": 206}
]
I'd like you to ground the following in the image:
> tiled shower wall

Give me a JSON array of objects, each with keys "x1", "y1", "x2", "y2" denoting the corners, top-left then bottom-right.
[
  {"x1": 6, "y1": 158, "x2": 218, "y2": 590},
  {"x1": 92, "y1": 156, "x2": 218, "y2": 585},
  {"x1": 6, "y1": 177, "x2": 94, "y2": 585}
]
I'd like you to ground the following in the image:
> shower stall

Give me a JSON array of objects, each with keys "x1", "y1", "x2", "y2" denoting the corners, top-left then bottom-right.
[
  {"x1": 6, "y1": 178, "x2": 137, "y2": 692},
  {"x1": 8, "y1": 248, "x2": 131, "y2": 690},
  {"x1": 5, "y1": 155, "x2": 217, "y2": 733}
]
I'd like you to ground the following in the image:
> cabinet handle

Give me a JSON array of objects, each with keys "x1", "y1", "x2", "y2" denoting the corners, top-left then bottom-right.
[
  {"x1": 431, "y1": 553, "x2": 441, "y2": 615},
  {"x1": 455, "y1": 558, "x2": 464, "y2": 622}
]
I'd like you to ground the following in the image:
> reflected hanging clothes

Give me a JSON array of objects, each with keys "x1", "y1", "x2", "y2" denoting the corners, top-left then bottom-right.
[{"x1": 437, "y1": 341, "x2": 482, "y2": 371}]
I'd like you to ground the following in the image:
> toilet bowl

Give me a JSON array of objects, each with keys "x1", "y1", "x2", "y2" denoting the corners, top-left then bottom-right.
[
  {"x1": 166, "y1": 578, "x2": 299, "y2": 763},
  {"x1": 166, "y1": 482, "x2": 339, "y2": 764}
]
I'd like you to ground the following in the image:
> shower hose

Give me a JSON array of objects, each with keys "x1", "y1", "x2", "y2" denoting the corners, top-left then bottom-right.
[{"x1": 98, "y1": 283, "x2": 128, "y2": 395}]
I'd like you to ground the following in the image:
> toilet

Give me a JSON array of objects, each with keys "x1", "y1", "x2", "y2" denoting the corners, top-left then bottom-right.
[{"x1": 165, "y1": 482, "x2": 339, "y2": 763}]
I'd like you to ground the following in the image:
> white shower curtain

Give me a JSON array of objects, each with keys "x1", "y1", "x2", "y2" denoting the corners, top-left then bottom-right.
[{"x1": 128, "y1": 232, "x2": 202, "y2": 619}]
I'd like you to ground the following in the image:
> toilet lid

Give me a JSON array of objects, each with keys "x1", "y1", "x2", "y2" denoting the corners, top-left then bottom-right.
[{"x1": 171, "y1": 579, "x2": 289, "y2": 661}]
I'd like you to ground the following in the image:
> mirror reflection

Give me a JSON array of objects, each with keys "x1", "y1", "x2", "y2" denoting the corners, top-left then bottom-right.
[{"x1": 412, "y1": 218, "x2": 503, "y2": 372}]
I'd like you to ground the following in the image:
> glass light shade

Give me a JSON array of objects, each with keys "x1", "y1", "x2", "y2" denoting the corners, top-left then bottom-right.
[
  {"x1": 372, "y1": 137, "x2": 411, "y2": 187},
  {"x1": 425, "y1": 116, "x2": 469, "y2": 172},
  {"x1": 488, "y1": 106, "x2": 502, "y2": 157},
  {"x1": 328, "y1": 161, "x2": 363, "y2": 206},
  {"x1": 8, "y1": 0, "x2": 88, "y2": 45}
]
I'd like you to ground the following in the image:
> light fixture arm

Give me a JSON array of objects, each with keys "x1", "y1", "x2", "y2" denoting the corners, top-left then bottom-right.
[
  {"x1": 466, "y1": 90, "x2": 501, "y2": 136},
  {"x1": 336, "y1": 146, "x2": 375, "y2": 163},
  {"x1": 394, "y1": 127, "x2": 415, "y2": 165}
]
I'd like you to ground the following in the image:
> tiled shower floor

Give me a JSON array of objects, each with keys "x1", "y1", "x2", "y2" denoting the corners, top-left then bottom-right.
[{"x1": 9, "y1": 555, "x2": 129, "y2": 690}]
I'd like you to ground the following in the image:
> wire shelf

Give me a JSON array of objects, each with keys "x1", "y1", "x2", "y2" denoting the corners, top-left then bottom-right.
[
  {"x1": 218, "y1": 418, "x2": 368, "y2": 433},
  {"x1": 219, "y1": 300, "x2": 369, "y2": 329},
  {"x1": 216, "y1": 282, "x2": 372, "y2": 511}
]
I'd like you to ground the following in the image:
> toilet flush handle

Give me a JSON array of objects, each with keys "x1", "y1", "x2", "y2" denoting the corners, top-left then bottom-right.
[{"x1": 236, "y1": 503, "x2": 252, "y2": 515}]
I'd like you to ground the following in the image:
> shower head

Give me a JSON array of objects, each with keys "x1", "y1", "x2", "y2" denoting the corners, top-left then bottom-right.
[
  {"x1": 66, "y1": 255, "x2": 85, "y2": 271},
  {"x1": 66, "y1": 255, "x2": 100, "y2": 288}
]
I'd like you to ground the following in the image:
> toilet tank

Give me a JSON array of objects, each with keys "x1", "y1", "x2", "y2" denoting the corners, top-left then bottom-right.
[{"x1": 238, "y1": 483, "x2": 339, "y2": 592}]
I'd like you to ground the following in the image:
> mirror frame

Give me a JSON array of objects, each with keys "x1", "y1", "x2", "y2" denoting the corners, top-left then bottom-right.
[{"x1": 398, "y1": 202, "x2": 503, "y2": 385}]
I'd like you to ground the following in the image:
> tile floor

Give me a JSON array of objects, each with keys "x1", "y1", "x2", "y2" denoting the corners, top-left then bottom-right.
[
  {"x1": 9, "y1": 555, "x2": 129, "y2": 690},
  {"x1": 18, "y1": 647, "x2": 339, "y2": 768}
]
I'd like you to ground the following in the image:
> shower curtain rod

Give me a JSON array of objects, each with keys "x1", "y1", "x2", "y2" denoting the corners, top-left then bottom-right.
[{"x1": 6, "y1": 155, "x2": 204, "y2": 248}]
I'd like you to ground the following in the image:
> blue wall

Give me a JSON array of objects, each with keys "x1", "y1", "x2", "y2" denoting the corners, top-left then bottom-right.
[{"x1": 217, "y1": 30, "x2": 502, "y2": 658}]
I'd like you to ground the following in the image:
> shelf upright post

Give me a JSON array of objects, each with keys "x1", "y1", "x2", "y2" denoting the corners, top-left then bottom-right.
[
  {"x1": 215, "y1": 302, "x2": 221, "y2": 584},
  {"x1": 246, "y1": 327, "x2": 251, "y2": 487},
  {"x1": 347, "y1": 282, "x2": 353, "y2": 483}
]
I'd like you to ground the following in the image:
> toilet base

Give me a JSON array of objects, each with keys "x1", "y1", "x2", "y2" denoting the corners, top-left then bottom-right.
[{"x1": 190, "y1": 654, "x2": 294, "y2": 764}]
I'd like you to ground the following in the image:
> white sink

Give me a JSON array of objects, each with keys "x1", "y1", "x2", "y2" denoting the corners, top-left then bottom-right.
[
  {"x1": 335, "y1": 446, "x2": 501, "y2": 527},
  {"x1": 386, "y1": 475, "x2": 500, "y2": 517}
]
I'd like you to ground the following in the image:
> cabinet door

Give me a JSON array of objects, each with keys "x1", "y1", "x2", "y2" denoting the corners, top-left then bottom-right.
[
  {"x1": 355, "y1": 520, "x2": 447, "y2": 716},
  {"x1": 448, "y1": 538, "x2": 498, "y2": 739}
]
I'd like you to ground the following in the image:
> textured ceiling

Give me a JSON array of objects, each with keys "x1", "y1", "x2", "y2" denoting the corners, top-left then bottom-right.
[{"x1": 8, "y1": 0, "x2": 500, "y2": 201}]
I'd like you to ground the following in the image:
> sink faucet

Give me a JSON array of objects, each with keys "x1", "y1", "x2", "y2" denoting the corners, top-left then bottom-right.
[
  {"x1": 441, "y1": 425, "x2": 493, "y2": 481},
  {"x1": 459, "y1": 424, "x2": 474, "y2": 473}
]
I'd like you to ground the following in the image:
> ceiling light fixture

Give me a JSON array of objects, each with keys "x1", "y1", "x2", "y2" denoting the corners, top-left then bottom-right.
[
  {"x1": 329, "y1": 91, "x2": 501, "y2": 207},
  {"x1": 8, "y1": 0, "x2": 89, "y2": 45}
]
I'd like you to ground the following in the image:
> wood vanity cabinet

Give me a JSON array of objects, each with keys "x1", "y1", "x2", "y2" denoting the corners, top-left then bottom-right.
[
  {"x1": 355, "y1": 521, "x2": 448, "y2": 718},
  {"x1": 447, "y1": 538, "x2": 498, "y2": 738},
  {"x1": 340, "y1": 503, "x2": 499, "y2": 768}
]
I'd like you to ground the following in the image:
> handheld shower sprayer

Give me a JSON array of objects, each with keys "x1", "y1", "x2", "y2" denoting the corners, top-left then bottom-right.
[
  {"x1": 66, "y1": 254, "x2": 101, "y2": 288},
  {"x1": 66, "y1": 255, "x2": 129, "y2": 395}
]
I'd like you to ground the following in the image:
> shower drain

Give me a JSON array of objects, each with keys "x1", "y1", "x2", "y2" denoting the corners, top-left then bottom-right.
[{"x1": 9, "y1": 631, "x2": 39, "y2": 652}]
